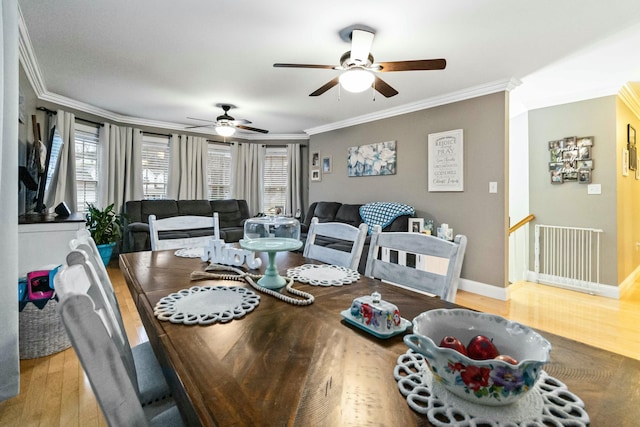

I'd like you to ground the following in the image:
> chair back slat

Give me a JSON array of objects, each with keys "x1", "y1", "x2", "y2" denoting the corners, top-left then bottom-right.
[
  {"x1": 365, "y1": 225, "x2": 467, "y2": 302},
  {"x1": 303, "y1": 217, "x2": 368, "y2": 271},
  {"x1": 148, "y1": 214, "x2": 215, "y2": 251}
]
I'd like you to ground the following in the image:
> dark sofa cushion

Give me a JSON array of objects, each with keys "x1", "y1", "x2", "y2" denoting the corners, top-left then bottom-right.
[
  {"x1": 212, "y1": 199, "x2": 250, "y2": 228},
  {"x1": 177, "y1": 200, "x2": 213, "y2": 216},
  {"x1": 335, "y1": 204, "x2": 363, "y2": 227},
  {"x1": 141, "y1": 200, "x2": 178, "y2": 222}
]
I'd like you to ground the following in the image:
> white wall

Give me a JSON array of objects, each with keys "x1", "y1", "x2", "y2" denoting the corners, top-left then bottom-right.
[{"x1": 1, "y1": 0, "x2": 21, "y2": 402}]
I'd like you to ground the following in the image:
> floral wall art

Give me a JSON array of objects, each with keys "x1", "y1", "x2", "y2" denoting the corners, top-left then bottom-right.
[{"x1": 347, "y1": 140, "x2": 396, "y2": 177}]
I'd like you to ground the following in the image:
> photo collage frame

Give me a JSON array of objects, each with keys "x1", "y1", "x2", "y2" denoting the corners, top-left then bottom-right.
[{"x1": 548, "y1": 136, "x2": 594, "y2": 184}]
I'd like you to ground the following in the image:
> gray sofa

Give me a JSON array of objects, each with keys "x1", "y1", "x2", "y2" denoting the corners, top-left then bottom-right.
[
  {"x1": 300, "y1": 201, "x2": 413, "y2": 273},
  {"x1": 123, "y1": 199, "x2": 251, "y2": 252}
]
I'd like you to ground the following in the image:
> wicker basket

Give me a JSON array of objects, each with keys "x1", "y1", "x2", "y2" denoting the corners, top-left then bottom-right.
[{"x1": 19, "y1": 299, "x2": 71, "y2": 359}]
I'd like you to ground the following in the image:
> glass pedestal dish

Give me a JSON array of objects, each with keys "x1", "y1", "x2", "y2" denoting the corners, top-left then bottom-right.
[{"x1": 240, "y1": 216, "x2": 302, "y2": 289}]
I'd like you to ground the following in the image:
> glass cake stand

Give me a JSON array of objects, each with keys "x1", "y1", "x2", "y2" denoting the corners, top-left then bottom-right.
[{"x1": 240, "y1": 216, "x2": 302, "y2": 289}]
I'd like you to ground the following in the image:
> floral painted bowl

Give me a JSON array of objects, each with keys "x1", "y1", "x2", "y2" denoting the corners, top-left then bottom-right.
[{"x1": 404, "y1": 309, "x2": 551, "y2": 406}]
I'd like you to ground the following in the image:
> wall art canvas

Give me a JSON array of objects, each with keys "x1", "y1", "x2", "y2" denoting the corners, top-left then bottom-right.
[
  {"x1": 428, "y1": 129, "x2": 464, "y2": 192},
  {"x1": 347, "y1": 140, "x2": 396, "y2": 177}
]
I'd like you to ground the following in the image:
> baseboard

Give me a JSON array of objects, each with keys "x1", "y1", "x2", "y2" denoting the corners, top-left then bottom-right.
[
  {"x1": 619, "y1": 264, "x2": 640, "y2": 298},
  {"x1": 525, "y1": 270, "x2": 620, "y2": 299},
  {"x1": 458, "y1": 278, "x2": 509, "y2": 301}
]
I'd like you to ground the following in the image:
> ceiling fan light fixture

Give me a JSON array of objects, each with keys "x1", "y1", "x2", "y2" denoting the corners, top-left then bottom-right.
[
  {"x1": 215, "y1": 123, "x2": 236, "y2": 137},
  {"x1": 339, "y1": 68, "x2": 375, "y2": 93}
]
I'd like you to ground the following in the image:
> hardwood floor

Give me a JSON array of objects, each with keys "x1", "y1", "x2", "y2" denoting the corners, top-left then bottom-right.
[{"x1": 2, "y1": 265, "x2": 639, "y2": 426}]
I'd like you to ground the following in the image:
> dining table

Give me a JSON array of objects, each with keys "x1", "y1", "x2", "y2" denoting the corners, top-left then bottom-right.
[{"x1": 119, "y1": 249, "x2": 640, "y2": 427}]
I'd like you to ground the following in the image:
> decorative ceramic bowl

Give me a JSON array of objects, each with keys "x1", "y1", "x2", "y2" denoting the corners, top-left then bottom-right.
[{"x1": 404, "y1": 308, "x2": 551, "y2": 406}]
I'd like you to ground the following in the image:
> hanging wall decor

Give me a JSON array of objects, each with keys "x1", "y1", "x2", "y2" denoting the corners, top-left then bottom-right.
[
  {"x1": 428, "y1": 129, "x2": 464, "y2": 192},
  {"x1": 548, "y1": 136, "x2": 593, "y2": 184},
  {"x1": 347, "y1": 140, "x2": 396, "y2": 177}
]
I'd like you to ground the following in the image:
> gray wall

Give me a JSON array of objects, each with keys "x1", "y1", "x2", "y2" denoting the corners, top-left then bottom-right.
[
  {"x1": 528, "y1": 96, "x2": 618, "y2": 286},
  {"x1": 309, "y1": 92, "x2": 509, "y2": 288}
]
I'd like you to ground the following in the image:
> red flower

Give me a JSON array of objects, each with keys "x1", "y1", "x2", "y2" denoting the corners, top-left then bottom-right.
[{"x1": 460, "y1": 366, "x2": 491, "y2": 391}]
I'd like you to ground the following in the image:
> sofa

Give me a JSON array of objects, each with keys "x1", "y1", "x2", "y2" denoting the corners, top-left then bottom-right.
[
  {"x1": 123, "y1": 199, "x2": 251, "y2": 252},
  {"x1": 300, "y1": 201, "x2": 413, "y2": 273}
]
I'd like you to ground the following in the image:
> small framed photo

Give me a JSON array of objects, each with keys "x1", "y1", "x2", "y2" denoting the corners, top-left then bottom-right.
[
  {"x1": 311, "y1": 169, "x2": 321, "y2": 182},
  {"x1": 578, "y1": 159, "x2": 593, "y2": 169},
  {"x1": 628, "y1": 124, "x2": 636, "y2": 148},
  {"x1": 311, "y1": 151, "x2": 320, "y2": 168},
  {"x1": 577, "y1": 136, "x2": 593, "y2": 147},
  {"x1": 623, "y1": 149, "x2": 630, "y2": 176},
  {"x1": 550, "y1": 170, "x2": 563, "y2": 184},
  {"x1": 322, "y1": 156, "x2": 332, "y2": 173},
  {"x1": 578, "y1": 169, "x2": 592, "y2": 184},
  {"x1": 408, "y1": 218, "x2": 424, "y2": 233}
]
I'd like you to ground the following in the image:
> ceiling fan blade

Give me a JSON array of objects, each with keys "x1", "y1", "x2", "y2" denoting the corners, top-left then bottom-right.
[
  {"x1": 373, "y1": 76, "x2": 399, "y2": 98},
  {"x1": 309, "y1": 77, "x2": 340, "y2": 97},
  {"x1": 185, "y1": 124, "x2": 212, "y2": 129},
  {"x1": 186, "y1": 116, "x2": 216, "y2": 123},
  {"x1": 273, "y1": 63, "x2": 336, "y2": 69},
  {"x1": 376, "y1": 59, "x2": 446, "y2": 72},
  {"x1": 236, "y1": 124, "x2": 269, "y2": 134},
  {"x1": 350, "y1": 29, "x2": 374, "y2": 64},
  {"x1": 230, "y1": 119, "x2": 252, "y2": 125}
]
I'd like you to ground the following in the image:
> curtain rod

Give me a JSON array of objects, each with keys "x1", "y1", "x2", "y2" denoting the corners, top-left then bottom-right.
[
  {"x1": 143, "y1": 131, "x2": 171, "y2": 137},
  {"x1": 36, "y1": 107, "x2": 104, "y2": 127}
]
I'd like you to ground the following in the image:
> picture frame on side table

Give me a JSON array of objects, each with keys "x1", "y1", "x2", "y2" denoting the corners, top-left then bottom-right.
[
  {"x1": 311, "y1": 169, "x2": 321, "y2": 182},
  {"x1": 408, "y1": 218, "x2": 424, "y2": 233},
  {"x1": 322, "y1": 156, "x2": 332, "y2": 173}
]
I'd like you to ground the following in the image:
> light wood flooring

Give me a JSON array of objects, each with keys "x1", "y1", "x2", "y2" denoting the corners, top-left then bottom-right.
[{"x1": 2, "y1": 265, "x2": 639, "y2": 426}]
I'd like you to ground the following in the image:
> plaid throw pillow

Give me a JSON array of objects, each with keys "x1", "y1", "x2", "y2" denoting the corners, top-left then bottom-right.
[{"x1": 359, "y1": 202, "x2": 415, "y2": 234}]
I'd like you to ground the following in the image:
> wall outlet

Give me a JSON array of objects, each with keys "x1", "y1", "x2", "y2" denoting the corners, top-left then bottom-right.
[{"x1": 489, "y1": 182, "x2": 498, "y2": 193}]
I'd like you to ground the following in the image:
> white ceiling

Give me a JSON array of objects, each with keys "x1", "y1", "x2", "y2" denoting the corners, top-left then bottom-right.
[{"x1": 18, "y1": 0, "x2": 640, "y2": 139}]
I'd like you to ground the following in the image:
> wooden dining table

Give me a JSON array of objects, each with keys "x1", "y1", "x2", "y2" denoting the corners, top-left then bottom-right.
[{"x1": 120, "y1": 249, "x2": 640, "y2": 427}]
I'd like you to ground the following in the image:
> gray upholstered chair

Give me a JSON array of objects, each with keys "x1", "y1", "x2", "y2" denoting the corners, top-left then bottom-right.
[
  {"x1": 364, "y1": 225, "x2": 467, "y2": 303},
  {"x1": 55, "y1": 264, "x2": 185, "y2": 426},
  {"x1": 148, "y1": 214, "x2": 215, "y2": 251},
  {"x1": 303, "y1": 217, "x2": 368, "y2": 271},
  {"x1": 68, "y1": 230, "x2": 172, "y2": 406}
]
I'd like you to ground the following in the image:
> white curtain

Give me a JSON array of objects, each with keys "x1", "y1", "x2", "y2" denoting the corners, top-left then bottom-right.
[
  {"x1": 98, "y1": 124, "x2": 143, "y2": 213},
  {"x1": 231, "y1": 142, "x2": 264, "y2": 216},
  {"x1": 44, "y1": 110, "x2": 76, "y2": 211},
  {"x1": 167, "y1": 134, "x2": 208, "y2": 200},
  {"x1": 1, "y1": 0, "x2": 20, "y2": 401},
  {"x1": 286, "y1": 143, "x2": 302, "y2": 216}
]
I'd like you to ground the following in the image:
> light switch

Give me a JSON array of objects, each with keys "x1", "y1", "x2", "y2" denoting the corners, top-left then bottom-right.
[
  {"x1": 587, "y1": 184, "x2": 601, "y2": 195},
  {"x1": 489, "y1": 182, "x2": 498, "y2": 193}
]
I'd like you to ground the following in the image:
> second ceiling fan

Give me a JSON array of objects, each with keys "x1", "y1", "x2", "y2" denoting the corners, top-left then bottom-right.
[
  {"x1": 186, "y1": 104, "x2": 268, "y2": 137},
  {"x1": 274, "y1": 26, "x2": 446, "y2": 98}
]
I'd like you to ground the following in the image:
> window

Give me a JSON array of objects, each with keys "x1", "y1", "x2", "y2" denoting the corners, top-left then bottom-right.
[
  {"x1": 263, "y1": 146, "x2": 288, "y2": 214},
  {"x1": 75, "y1": 122, "x2": 100, "y2": 212},
  {"x1": 142, "y1": 134, "x2": 170, "y2": 199},
  {"x1": 207, "y1": 143, "x2": 231, "y2": 199}
]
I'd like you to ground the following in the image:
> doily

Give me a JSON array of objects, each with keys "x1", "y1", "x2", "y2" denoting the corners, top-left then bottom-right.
[
  {"x1": 394, "y1": 349, "x2": 590, "y2": 426},
  {"x1": 154, "y1": 285, "x2": 260, "y2": 325},
  {"x1": 286, "y1": 264, "x2": 360, "y2": 286},
  {"x1": 174, "y1": 247, "x2": 205, "y2": 258}
]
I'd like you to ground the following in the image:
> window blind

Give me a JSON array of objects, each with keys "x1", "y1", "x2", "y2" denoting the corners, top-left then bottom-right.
[
  {"x1": 74, "y1": 123, "x2": 99, "y2": 212},
  {"x1": 207, "y1": 143, "x2": 231, "y2": 199},
  {"x1": 263, "y1": 146, "x2": 288, "y2": 214},
  {"x1": 142, "y1": 134, "x2": 170, "y2": 200}
]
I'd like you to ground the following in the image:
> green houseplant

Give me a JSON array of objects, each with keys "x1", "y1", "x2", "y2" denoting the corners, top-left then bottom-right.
[{"x1": 85, "y1": 203, "x2": 124, "y2": 265}]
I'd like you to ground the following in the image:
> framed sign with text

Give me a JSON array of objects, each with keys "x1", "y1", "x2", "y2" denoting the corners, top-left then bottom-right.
[{"x1": 428, "y1": 129, "x2": 464, "y2": 192}]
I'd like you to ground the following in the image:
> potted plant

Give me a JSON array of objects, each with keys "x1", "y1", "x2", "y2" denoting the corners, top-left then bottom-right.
[{"x1": 85, "y1": 203, "x2": 124, "y2": 266}]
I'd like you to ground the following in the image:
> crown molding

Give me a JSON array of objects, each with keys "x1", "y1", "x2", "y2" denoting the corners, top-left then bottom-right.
[
  {"x1": 305, "y1": 78, "x2": 522, "y2": 135},
  {"x1": 18, "y1": 6, "x2": 46, "y2": 97},
  {"x1": 619, "y1": 83, "x2": 640, "y2": 119}
]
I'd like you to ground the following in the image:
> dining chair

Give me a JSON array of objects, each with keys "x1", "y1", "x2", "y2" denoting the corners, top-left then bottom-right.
[
  {"x1": 364, "y1": 225, "x2": 467, "y2": 303},
  {"x1": 303, "y1": 217, "x2": 368, "y2": 271},
  {"x1": 55, "y1": 263, "x2": 185, "y2": 426},
  {"x1": 148, "y1": 214, "x2": 215, "y2": 251},
  {"x1": 68, "y1": 230, "x2": 172, "y2": 407}
]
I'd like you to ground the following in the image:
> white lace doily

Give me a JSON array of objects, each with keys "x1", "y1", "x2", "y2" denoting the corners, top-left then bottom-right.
[
  {"x1": 394, "y1": 350, "x2": 590, "y2": 426},
  {"x1": 174, "y1": 247, "x2": 205, "y2": 258},
  {"x1": 154, "y1": 285, "x2": 260, "y2": 325},
  {"x1": 286, "y1": 264, "x2": 360, "y2": 286}
]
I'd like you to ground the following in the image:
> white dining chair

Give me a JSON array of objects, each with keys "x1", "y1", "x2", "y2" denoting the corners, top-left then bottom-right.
[
  {"x1": 68, "y1": 230, "x2": 172, "y2": 407},
  {"x1": 55, "y1": 264, "x2": 185, "y2": 427},
  {"x1": 148, "y1": 214, "x2": 216, "y2": 251},
  {"x1": 303, "y1": 217, "x2": 368, "y2": 271},
  {"x1": 364, "y1": 225, "x2": 467, "y2": 303}
]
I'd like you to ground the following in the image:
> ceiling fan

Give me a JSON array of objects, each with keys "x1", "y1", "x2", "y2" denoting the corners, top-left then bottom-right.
[
  {"x1": 273, "y1": 26, "x2": 446, "y2": 98},
  {"x1": 186, "y1": 104, "x2": 268, "y2": 137}
]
